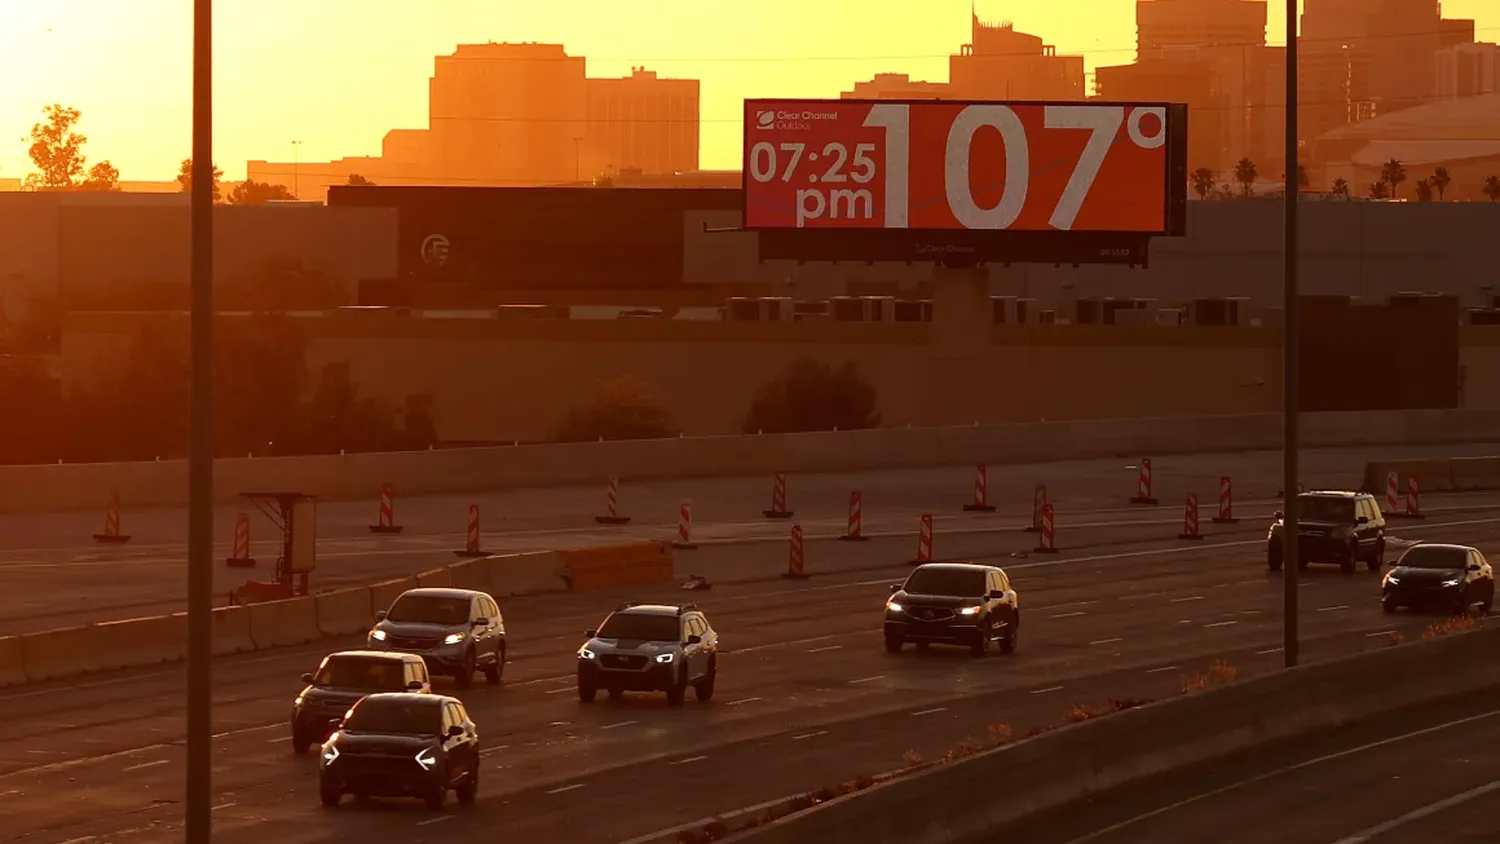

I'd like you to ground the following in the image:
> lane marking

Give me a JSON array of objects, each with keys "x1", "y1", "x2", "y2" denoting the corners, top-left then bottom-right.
[
  {"x1": 1050, "y1": 611, "x2": 1086, "y2": 619},
  {"x1": 545, "y1": 687, "x2": 573, "y2": 695},
  {"x1": 1090, "y1": 638, "x2": 1123, "y2": 646},
  {"x1": 1171, "y1": 596, "x2": 1205, "y2": 603},
  {"x1": 807, "y1": 645, "x2": 842, "y2": 653},
  {"x1": 122, "y1": 759, "x2": 168, "y2": 772},
  {"x1": 265, "y1": 736, "x2": 289, "y2": 744},
  {"x1": 726, "y1": 697, "x2": 761, "y2": 706},
  {"x1": 416, "y1": 815, "x2": 453, "y2": 826},
  {"x1": 600, "y1": 721, "x2": 637, "y2": 730},
  {"x1": 1146, "y1": 665, "x2": 1178, "y2": 674},
  {"x1": 1032, "y1": 686, "x2": 1064, "y2": 695},
  {"x1": 211, "y1": 802, "x2": 237, "y2": 811},
  {"x1": 0, "y1": 789, "x2": 18, "y2": 797},
  {"x1": 57, "y1": 838, "x2": 96, "y2": 844},
  {"x1": 546, "y1": 783, "x2": 586, "y2": 795},
  {"x1": 792, "y1": 731, "x2": 828, "y2": 740},
  {"x1": 670, "y1": 755, "x2": 709, "y2": 766},
  {"x1": 1365, "y1": 630, "x2": 1397, "y2": 638},
  {"x1": 849, "y1": 675, "x2": 884, "y2": 684},
  {"x1": 911, "y1": 707, "x2": 947, "y2": 716},
  {"x1": 1256, "y1": 647, "x2": 1284, "y2": 655},
  {"x1": 1318, "y1": 605, "x2": 1350, "y2": 612},
  {"x1": 1061, "y1": 707, "x2": 1500, "y2": 844},
  {"x1": 1203, "y1": 621, "x2": 1238, "y2": 629},
  {"x1": 478, "y1": 745, "x2": 509, "y2": 756},
  {"x1": 1331, "y1": 778, "x2": 1500, "y2": 844}
]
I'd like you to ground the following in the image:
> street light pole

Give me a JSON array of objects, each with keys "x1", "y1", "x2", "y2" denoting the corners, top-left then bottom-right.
[
  {"x1": 1282, "y1": 0, "x2": 1300, "y2": 668},
  {"x1": 186, "y1": 0, "x2": 215, "y2": 839},
  {"x1": 292, "y1": 140, "x2": 302, "y2": 199}
]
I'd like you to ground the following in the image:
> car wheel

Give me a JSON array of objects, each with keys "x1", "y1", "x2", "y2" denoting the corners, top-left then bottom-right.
[
  {"x1": 577, "y1": 680, "x2": 597, "y2": 703},
  {"x1": 1382, "y1": 597, "x2": 1398, "y2": 614},
  {"x1": 455, "y1": 650, "x2": 476, "y2": 689},
  {"x1": 424, "y1": 785, "x2": 446, "y2": 811},
  {"x1": 455, "y1": 768, "x2": 478, "y2": 806},
  {"x1": 971, "y1": 625, "x2": 991, "y2": 657},
  {"x1": 484, "y1": 646, "x2": 504, "y2": 685},
  {"x1": 291, "y1": 728, "x2": 311, "y2": 756},
  {"x1": 884, "y1": 635, "x2": 902, "y2": 654},
  {"x1": 694, "y1": 658, "x2": 717, "y2": 702},
  {"x1": 1340, "y1": 546, "x2": 1357, "y2": 574},
  {"x1": 319, "y1": 784, "x2": 341, "y2": 809},
  {"x1": 1000, "y1": 622, "x2": 1018, "y2": 655},
  {"x1": 1267, "y1": 548, "x2": 1283, "y2": 572},
  {"x1": 666, "y1": 668, "x2": 687, "y2": 707},
  {"x1": 1367, "y1": 542, "x2": 1384, "y2": 572}
]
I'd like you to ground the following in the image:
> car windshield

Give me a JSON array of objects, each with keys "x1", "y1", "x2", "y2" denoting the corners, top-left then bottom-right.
[
  {"x1": 1398, "y1": 546, "x2": 1470, "y2": 570},
  {"x1": 596, "y1": 612, "x2": 680, "y2": 642},
  {"x1": 314, "y1": 656, "x2": 406, "y2": 690},
  {"x1": 386, "y1": 594, "x2": 469, "y2": 625},
  {"x1": 342, "y1": 698, "x2": 442, "y2": 735},
  {"x1": 1296, "y1": 497, "x2": 1355, "y2": 522},
  {"x1": 903, "y1": 567, "x2": 986, "y2": 596}
]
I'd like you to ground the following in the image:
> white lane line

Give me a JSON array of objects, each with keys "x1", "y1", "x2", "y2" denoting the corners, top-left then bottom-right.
[
  {"x1": 1256, "y1": 647, "x2": 1284, "y2": 655},
  {"x1": 1365, "y1": 630, "x2": 1397, "y2": 638},
  {"x1": 1203, "y1": 621, "x2": 1238, "y2": 629},
  {"x1": 1061, "y1": 707, "x2": 1500, "y2": 844},
  {"x1": 1032, "y1": 686, "x2": 1065, "y2": 695},
  {"x1": 1090, "y1": 637, "x2": 1123, "y2": 646},
  {"x1": 792, "y1": 730, "x2": 828, "y2": 740},
  {"x1": 1331, "y1": 778, "x2": 1500, "y2": 844},
  {"x1": 726, "y1": 697, "x2": 761, "y2": 706},
  {"x1": 265, "y1": 736, "x2": 289, "y2": 743},
  {"x1": 478, "y1": 745, "x2": 509, "y2": 756},
  {"x1": 0, "y1": 789, "x2": 18, "y2": 798},
  {"x1": 1049, "y1": 611, "x2": 1086, "y2": 619},
  {"x1": 849, "y1": 675, "x2": 884, "y2": 684},
  {"x1": 1171, "y1": 596, "x2": 1205, "y2": 603},
  {"x1": 57, "y1": 838, "x2": 96, "y2": 844},
  {"x1": 546, "y1": 783, "x2": 586, "y2": 795},
  {"x1": 807, "y1": 645, "x2": 843, "y2": 653},
  {"x1": 600, "y1": 720, "x2": 637, "y2": 730},
  {"x1": 1146, "y1": 665, "x2": 1178, "y2": 674},
  {"x1": 416, "y1": 815, "x2": 454, "y2": 827},
  {"x1": 1318, "y1": 605, "x2": 1350, "y2": 612},
  {"x1": 545, "y1": 686, "x2": 573, "y2": 695},
  {"x1": 212, "y1": 802, "x2": 237, "y2": 811},
  {"x1": 670, "y1": 755, "x2": 709, "y2": 766},
  {"x1": 911, "y1": 707, "x2": 947, "y2": 716},
  {"x1": 123, "y1": 759, "x2": 168, "y2": 772}
]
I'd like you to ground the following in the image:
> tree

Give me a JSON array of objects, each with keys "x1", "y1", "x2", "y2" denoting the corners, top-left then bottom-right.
[
  {"x1": 228, "y1": 179, "x2": 297, "y2": 205},
  {"x1": 740, "y1": 358, "x2": 880, "y2": 434},
  {"x1": 1369, "y1": 181, "x2": 1390, "y2": 199},
  {"x1": 23, "y1": 104, "x2": 118, "y2": 191},
  {"x1": 1415, "y1": 178, "x2": 1434, "y2": 202},
  {"x1": 1331, "y1": 178, "x2": 1350, "y2": 198},
  {"x1": 345, "y1": 173, "x2": 374, "y2": 186},
  {"x1": 1233, "y1": 158, "x2": 1258, "y2": 197},
  {"x1": 177, "y1": 158, "x2": 224, "y2": 202},
  {"x1": 1190, "y1": 167, "x2": 1216, "y2": 200},
  {"x1": 1381, "y1": 158, "x2": 1407, "y2": 199},
  {"x1": 1280, "y1": 164, "x2": 1310, "y2": 190},
  {"x1": 1485, "y1": 176, "x2": 1500, "y2": 202},
  {"x1": 551, "y1": 376, "x2": 677, "y2": 442},
  {"x1": 1431, "y1": 166, "x2": 1452, "y2": 201}
]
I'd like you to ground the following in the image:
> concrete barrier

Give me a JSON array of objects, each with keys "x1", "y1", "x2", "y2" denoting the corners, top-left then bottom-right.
[
  {"x1": 557, "y1": 542, "x2": 674, "y2": 592},
  {"x1": 415, "y1": 567, "x2": 453, "y2": 589},
  {"x1": 314, "y1": 587, "x2": 374, "y2": 637},
  {"x1": 246, "y1": 597, "x2": 321, "y2": 650},
  {"x1": 447, "y1": 558, "x2": 491, "y2": 593},
  {"x1": 8, "y1": 408, "x2": 1500, "y2": 512},
  {"x1": 1450, "y1": 456, "x2": 1500, "y2": 490},
  {"x1": 96, "y1": 613, "x2": 187, "y2": 671},
  {"x1": 1360, "y1": 456, "x2": 1500, "y2": 496},
  {"x1": 726, "y1": 625, "x2": 1500, "y2": 844},
  {"x1": 369, "y1": 576, "x2": 418, "y2": 616},
  {"x1": 210, "y1": 605, "x2": 255, "y2": 655},
  {"x1": 486, "y1": 551, "x2": 569, "y2": 598},
  {"x1": 19, "y1": 624, "x2": 102, "y2": 681},
  {"x1": 0, "y1": 636, "x2": 26, "y2": 686}
]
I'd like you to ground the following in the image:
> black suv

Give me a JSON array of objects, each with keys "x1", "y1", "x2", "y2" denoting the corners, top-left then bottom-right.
[
  {"x1": 368, "y1": 588, "x2": 507, "y2": 687},
  {"x1": 1267, "y1": 491, "x2": 1386, "y2": 573},
  {"x1": 291, "y1": 650, "x2": 431, "y2": 754},
  {"x1": 577, "y1": 603, "x2": 718, "y2": 706},
  {"x1": 318, "y1": 693, "x2": 480, "y2": 810},
  {"x1": 884, "y1": 562, "x2": 1019, "y2": 656}
]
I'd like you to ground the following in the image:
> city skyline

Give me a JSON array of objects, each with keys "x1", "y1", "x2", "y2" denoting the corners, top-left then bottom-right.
[{"x1": 2, "y1": 0, "x2": 1497, "y2": 186}]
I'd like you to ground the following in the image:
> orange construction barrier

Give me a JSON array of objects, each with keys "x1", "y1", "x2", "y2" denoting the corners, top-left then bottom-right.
[
  {"x1": 1178, "y1": 494, "x2": 1204, "y2": 541},
  {"x1": 225, "y1": 513, "x2": 255, "y2": 567},
  {"x1": 1025, "y1": 484, "x2": 1048, "y2": 533},
  {"x1": 369, "y1": 482, "x2": 404, "y2": 534},
  {"x1": 1212, "y1": 476, "x2": 1239, "y2": 524},
  {"x1": 594, "y1": 476, "x2": 631, "y2": 525},
  {"x1": 838, "y1": 491, "x2": 869, "y2": 542},
  {"x1": 93, "y1": 491, "x2": 131, "y2": 543},
  {"x1": 1033, "y1": 504, "x2": 1058, "y2": 554},
  {"x1": 454, "y1": 505, "x2": 488, "y2": 558},
  {"x1": 963, "y1": 464, "x2": 997, "y2": 513},
  {"x1": 673, "y1": 501, "x2": 698, "y2": 550},
  {"x1": 1130, "y1": 459, "x2": 1158, "y2": 505},
  {"x1": 781, "y1": 524, "x2": 809, "y2": 580},
  {"x1": 764, "y1": 472, "x2": 793, "y2": 519},
  {"x1": 911, "y1": 514, "x2": 934, "y2": 565}
]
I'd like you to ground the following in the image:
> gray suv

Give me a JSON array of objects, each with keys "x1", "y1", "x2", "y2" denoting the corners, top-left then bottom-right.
[
  {"x1": 576, "y1": 602, "x2": 718, "y2": 706},
  {"x1": 368, "y1": 588, "x2": 506, "y2": 688}
]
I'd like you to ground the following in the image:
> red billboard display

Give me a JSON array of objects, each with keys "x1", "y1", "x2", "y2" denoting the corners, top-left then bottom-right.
[{"x1": 742, "y1": 98, "x2": 1184, "y2": 237}]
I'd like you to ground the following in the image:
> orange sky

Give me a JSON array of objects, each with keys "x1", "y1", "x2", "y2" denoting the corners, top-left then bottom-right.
[{"x1": 1, "y1": 0, "x2": 1496, "y2": 183}]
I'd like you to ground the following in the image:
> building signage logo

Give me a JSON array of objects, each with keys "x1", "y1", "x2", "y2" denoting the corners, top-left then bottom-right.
[{"x1": 420, "y1": 233, "x2": 450, "y2": 267}]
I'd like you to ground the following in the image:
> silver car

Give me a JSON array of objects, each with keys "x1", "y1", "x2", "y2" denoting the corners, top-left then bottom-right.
[
  {"x1": 368, "y1": 588, "x2": 506, "y2": 688},
  {"x1": 576, "y1": 602, "x2": 718, "y2": 706}
]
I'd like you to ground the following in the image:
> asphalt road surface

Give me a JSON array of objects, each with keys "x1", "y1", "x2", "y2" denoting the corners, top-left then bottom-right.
[
  {"x1": 4, "y1": 442, "x2": 1496, "y2": 632},
  {"x1": 7, "y1": 511, "x2": 1500, "y2": 844}
]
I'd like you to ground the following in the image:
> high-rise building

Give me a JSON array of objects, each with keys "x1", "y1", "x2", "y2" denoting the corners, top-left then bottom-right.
[
  {"x1": 949, "y1": 15, "x2": 1085, "y2": 100},
  {"x1": 842, "y1": 73, "x2": 950, "y2": 99},
  {"x1": 583, "y1": 68, "x2": 699, "y2": 180},
  {"x1": 1135, "y1": 0, "x2": 1267, "y2": 61},
  {"x1": 1096, "y1": 59, "x2": 1227, "y2": 169},
  {"x1": 1437, "y1": 42, "x2": 1500, "y2": 99}
]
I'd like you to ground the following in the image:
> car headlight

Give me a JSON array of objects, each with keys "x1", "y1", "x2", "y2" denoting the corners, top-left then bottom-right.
[
  {"x1": 443, "y1": 632, "x2": 465, "y2": 645},
  {"x1": 1384, "y1": 574, "x2": 1399, "y2": 586},
  {"x1": 322, "y1": 743, "x2": 339, "y2": 764},
  {"x1": 578, "y1": 647, "x2": 596, "y2": 660},
  {"x1": 370, "y1": 629, "x2": 387, "y2": 641},
  {"x1": 958, "y1": 606, "x2": 980, "y2": 616},
  {"x1": 1444, "y1": 577, "x2": 1463, "y2": 587},
  {"x1": 294, "y1": 695, "x2": 304, "y2": 707},
  {"x1": 655, "y1": 653, "x2": 675, "y2": 664},
  {"x1": 887, "y1": 602, "x2": 904, "y2": 613},
  {"x1": 415, "y1": 747, "x2": 437, "y2": 771}
]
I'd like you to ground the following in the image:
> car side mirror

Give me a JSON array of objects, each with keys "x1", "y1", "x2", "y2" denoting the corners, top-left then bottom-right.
[
  {"x1": 471, "y1": 618, "x2": 486, "y2": 627},
  {"x1": 1272, "y1": 510, "x2": 1283, "y2": 519},
  {"x1": 301, "y1": 672, "x2": 314, "y2": 684},
  {"x1": 448, "y1": 724, "x2": 464, "y2": 738},
  {"x1": 1357, "y1": 516, "x2": 1369, "y2": 523},
  {"x1": 585, "y1": 629, "x2": 597, "y2": 638},
  {"x1": 686, "y1": 635, "x2": 702, "y2": 645},
  {"x1": 889, "y1": 584, "x2": 901, "y2": 593},
  {"x1": 988, "y1": 590, "x2": 1005, "y2": 599},
  {"x1": 1469, "y1": 563, "x2": 1482, "y2": 572},
  {"x1": 374, "y1": 610, "x2": 387, "y2": 621},
  {"x1": 407, "y1": 680, "x2": 424, "y2": 690}
]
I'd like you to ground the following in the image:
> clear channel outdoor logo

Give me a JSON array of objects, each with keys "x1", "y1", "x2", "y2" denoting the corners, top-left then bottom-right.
[
  {"x1": 420, "y1": 233, "x2": 450, "y2": 267},
  {"x1": 754, "y1": 108, "x2": 839, "y2": 131}
]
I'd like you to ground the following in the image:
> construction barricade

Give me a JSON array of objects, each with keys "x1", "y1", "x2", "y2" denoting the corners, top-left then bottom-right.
[
  {"x1": 369, "y1": 482, "x2": 403, "y2": 534},
  {"x1": 839, "y1": 492, "x2": 869, "y2": 541},
  {"x1": 964, "y1": 465, "x2": 997, "y2": 513},
  {"x1": 782, "y1": 524, "x2": 809, "y2": 580},
  {"x1": 1033, "y1": 504, "x2": 1058, "y2": 554},
  {"x1": 1178, "y1": 494, "x2": 1204, "y2": 541},
  {"x1": 1025, "y1": 485, "x2": 1047, "y2": 533},
  {"x1": 595, "y1": 476, "x2": 631, "y2": 525},
  {"x1": 1212, "y1": 477, "x2": 1238, "y2": 524},
  {"x1": 764, "y1": 473, "x2": 793, "y2": 519},
  {"x1": 454, "y1": 504, "x2": 487, "y2": 558},
  {"x1": 911, "y1": 515, "x2": 934, "y2": 565},
  {"x1": 93, "y1": 490, "x2": 131, "y2": 543},
  {"x1": 674, "y1": 501, "x2": 697, "y2": 550},
  {"x1": 225, "y1": 513, "x2": 255, "y2": 567},
  {"x1": 1130, "y1": 459, "x2": 1157, "y2": 506}
]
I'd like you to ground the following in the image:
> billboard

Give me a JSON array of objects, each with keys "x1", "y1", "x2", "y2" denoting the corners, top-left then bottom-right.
[{"x1": 742, "y1": 98, "x2": 1188, "y2": 265}]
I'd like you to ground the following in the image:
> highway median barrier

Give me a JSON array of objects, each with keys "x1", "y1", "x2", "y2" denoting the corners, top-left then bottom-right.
[
  {"x1": 19, "y1": 624, "x2": 102, "y2": 681},
  {"x1": 369, "y1": 575, "x2": 418, "y2": 615},
  {"x1": 1361, "y1": 457, "x2": 1476, "y2": 496},
  {"x1": 720, "y1": 622, "x2": 1500, "y2": 844},
  {"x1": 484, "y1": 551, "x2": 569, "y2": 598},
  {"x1": 247, "y1": 597, "x2": 321, "y2": 651},
  {"x1": 315, "y1": 587, "x2": 375, "y2": 637},
  {"x1": 210, "y1": 605, "x2": 254, "y2": 655},
  {"x1": 447, "y1": 557, "x2": 491, "y2": 593},
  {"x1": 0, "y1": 636, "x2": 27, "y2": 685},
  {"x1": 416, "y1": 566, "x2": 454, "y2": 589},
  {"x1": 96, "y1": 613, "x2": 188, "y2": 671},
  {"x1": 557, "y1": 542, "x2": 674, "y2": 592}
]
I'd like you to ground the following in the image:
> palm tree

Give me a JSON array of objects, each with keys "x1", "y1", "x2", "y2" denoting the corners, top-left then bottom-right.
[
  {"x1": 1431, "y1": 167, "x2": 1452, "y2": 201},
  {"x1": 1415, "y1": 178, "x2": 1434, "y2": 202},
  {"x1": 1233, "y1": 157, "x2": 1258, "y2": 197},
  {"x1": 1381, "y1": 158, "x2": 1407, "y2": 199},
  {"x1": 1369, "y1": 181, "x2": 1390, "y2": 199},
  {"x1": 1190, "y1": 167, "x2": 1217, "y2": 200},
  {"x1": 1485, "y1": 176, "x2": 1500, "y2": 202},
  {"x1": 1331, "y1": 178, "x2": 1350, "y2": 198}
]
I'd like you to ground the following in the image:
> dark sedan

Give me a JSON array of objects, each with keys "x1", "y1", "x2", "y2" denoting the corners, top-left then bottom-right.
[
  {"x1": 884, "y1": 562, "x2": 1019, "y2": 656},
  {"x1": 1381, "y1": 543, "x2": 1495, "y2": 615}
]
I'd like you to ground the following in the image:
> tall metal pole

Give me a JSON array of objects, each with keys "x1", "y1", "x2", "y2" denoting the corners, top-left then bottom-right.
[
  {"x1": 186, "y1": 0, "x2": 215, "y2": 839},
  {"x1": 1282, "y1": 0, "x2": 1300, "y2": 668}
]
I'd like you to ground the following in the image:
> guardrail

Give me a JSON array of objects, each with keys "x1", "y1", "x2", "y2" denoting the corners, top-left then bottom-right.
[
  {"x1": 8, "y1": 408, "x2": 1500, "y2": 512},
  {"x1": 722, "y1": 622, "x2": 1500, "y2": 844}
]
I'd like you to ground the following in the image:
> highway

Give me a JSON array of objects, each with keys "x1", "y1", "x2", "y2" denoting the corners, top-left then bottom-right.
[
  {"x1": 995, "y1": 679, "x2": 1500, "y2": 844},
  {"x1": 3, "y1": 441, "x2": 1495, "y2": 633},
  {"x1": 7, "y1": 509, "x2": 1500, "y2": 844}
]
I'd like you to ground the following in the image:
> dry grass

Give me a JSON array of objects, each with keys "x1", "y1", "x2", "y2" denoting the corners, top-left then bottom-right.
[
  {"x1": 1423, "y1": 615, "x2": 1478, "y2": 640},
  {"x1": 1068, "y1": 703, "x2": 1105, "y2": 722},
  {"x1": 902, "y1": 748, "x2": 924, "y2": 767},
  {"x1": 1208, "y1": 659, "x2": 1239, "y2": 683},
  {"x1": 987, "y1": 723, "x2": 1014, "y2": 744},
  {"x1": 1179, "y1": 672, "x2": 1210, "y2": 694},
  {"x1": 1385, "y1": 630, "x2": 1405, "y2": 647},
  {"x1": 941, "y1": 736, "x2": 984, "y2": 763}
]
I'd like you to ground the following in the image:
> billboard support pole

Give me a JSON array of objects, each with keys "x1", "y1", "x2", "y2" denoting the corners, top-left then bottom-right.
[{"x1": 1282, "y1": 0, "x2": 1300, "y2": 669}]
